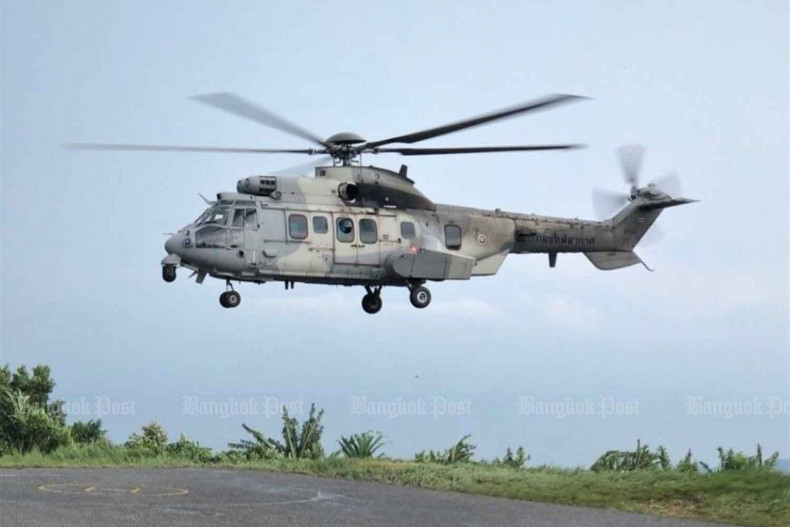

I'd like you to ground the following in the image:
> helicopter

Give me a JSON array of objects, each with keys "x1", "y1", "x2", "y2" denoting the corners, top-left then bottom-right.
[{"x1": 70, "y1": 93, "x2": 697, "y2": 314}]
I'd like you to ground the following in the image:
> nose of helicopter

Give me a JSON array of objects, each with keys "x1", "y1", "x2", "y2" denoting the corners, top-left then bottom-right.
[{"x1": 164, "y1": 233, "x2": 183, "y2": 255}]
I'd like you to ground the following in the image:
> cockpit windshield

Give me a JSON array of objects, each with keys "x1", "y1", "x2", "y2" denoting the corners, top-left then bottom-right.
[{"x1": 195, "y1": 202, "x2": 233, "y2": 226}]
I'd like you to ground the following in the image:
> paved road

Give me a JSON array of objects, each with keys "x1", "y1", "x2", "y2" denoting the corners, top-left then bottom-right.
[{"x1": 0, "y1": 468, "x2": 733, "y2": 527}]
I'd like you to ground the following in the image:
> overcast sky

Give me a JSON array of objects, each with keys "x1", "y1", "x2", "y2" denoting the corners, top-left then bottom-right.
[{"x1": 1, "y1": 1, "x2": 788, "y2": 466}]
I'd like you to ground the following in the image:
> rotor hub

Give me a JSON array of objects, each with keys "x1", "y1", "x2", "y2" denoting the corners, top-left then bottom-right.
[
  {"x1": 326, "y1": 132, "x2": 366, "y2": 145},
  {"x1": 323, "y1": 133, "x2": 366, "y2": 164}
]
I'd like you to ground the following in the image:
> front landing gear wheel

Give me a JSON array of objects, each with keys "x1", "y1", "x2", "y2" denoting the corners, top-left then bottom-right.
[
  {"x1": 162, "y1": 265, "x2": 176, "y2": 283},
  {"x1": 410, "y1": 286, "x2": 431, "y2": 309},
  {"x1": 220, "y1": 290, "x2": 241, "y2": 308},
  {"x1": 361, "y1": 293, "x2": 383, "y2": 314}
]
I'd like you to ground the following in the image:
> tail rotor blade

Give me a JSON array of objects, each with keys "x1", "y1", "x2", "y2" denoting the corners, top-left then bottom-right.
[
  {"x1": 651, "y1": 171, "x2": 682, "y2": 197},
  {"x1": 592, "y1": 188, "x2": 629, "y2": 219},
  {"x1": 617, "y1": 144, "x2": 645, "y2": 187},
  {"x1": 638, "y1": 224, "x2": 666, "y2": 247}
]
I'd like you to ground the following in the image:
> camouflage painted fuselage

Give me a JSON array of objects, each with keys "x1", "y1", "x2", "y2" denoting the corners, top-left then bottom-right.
[{"x1": 162, "y1": 164, "x2": 682, "y2": 286}]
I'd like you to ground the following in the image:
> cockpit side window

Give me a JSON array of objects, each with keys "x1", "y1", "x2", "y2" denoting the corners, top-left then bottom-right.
[
  {"x1": 244, "y1": 209, "x2": 257, "y2": 228},
  {"x1": 195, "y1": 226, "x2": 227, "y2": 248},
  {"x1": 231, "y1": 208, "x2": 258, "y2": 228},
  {"x1": 232, "y1": 209, "x2": 245, "y2": 228}
]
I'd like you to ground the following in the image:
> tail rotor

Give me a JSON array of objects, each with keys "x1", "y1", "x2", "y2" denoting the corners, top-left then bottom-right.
[{"x1": 592, "y1": 145, "x2": 684, "y2": 220}]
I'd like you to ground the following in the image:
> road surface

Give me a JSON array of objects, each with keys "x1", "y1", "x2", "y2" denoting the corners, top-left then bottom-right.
[{"x1": 0, "y1": 468, "x2": 734, "y2": 526}]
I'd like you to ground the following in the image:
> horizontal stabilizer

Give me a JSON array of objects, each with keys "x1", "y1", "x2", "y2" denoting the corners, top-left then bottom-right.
[
  {"x1": 639, "y1": 197, "x2": 698, "y2": 211},
  {"x1": 585, "y1": 251, "x2": 645, "y2": 271}
]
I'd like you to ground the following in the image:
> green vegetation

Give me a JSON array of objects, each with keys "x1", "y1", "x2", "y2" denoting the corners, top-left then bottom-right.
[
  {"x1": 415, "y1": 434, "x2": 476, "y2": 464},
  {"x1": 338, "y1": 431, "x2": 386, "y2": 458},
  {"x1": 1, "y1": 364, "x2": 787, "y2": 527},
  {"x1": 716, "y1": 444, "x2": 779, "y2": 471},
  {"x1": 591, "y1": 439, "x2": 672, "y2": 471},
  {"x1": 493, "y1": 446, "x2": 529, "y2": 469},
  {"x1": 228, "y1": 403, "x2": 325, "y2": 460},
  {"x1": 69, "y1": 419, "x2": 106, "y2": 445},
  {"x1": 0, "y1": 365, "x2": 69, "y2": 454}
]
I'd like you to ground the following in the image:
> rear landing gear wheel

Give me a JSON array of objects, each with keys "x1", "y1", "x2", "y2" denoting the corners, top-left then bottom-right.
[
  {"x1": 220, "y1": 290, "x2": 241, "y2": 308},
  {"x1": 361, "y1": 293, "x2": 382, "y2": 314},
  {"x1": 162, "y1": 265, "x2": 176, "y2": 283},
  {"x1": 410, "y1": 286, "x2": 431, "y2": 309}
]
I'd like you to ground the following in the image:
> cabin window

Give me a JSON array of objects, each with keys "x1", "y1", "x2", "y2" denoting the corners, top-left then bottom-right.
[
  {"x1": 313, "y1": 216, "x2": 328, "y2": 234},
  {"x1": 195, "y1": 226, "x2": 227, "y2": 248},
  {"x1": 359, "y1": 219, "x2": 378, "y2": 244},
  {"x1": 400, "y1": 221, "x2": 416, "y2": 239},
  {"x1": 445, "y1": 224, "x2": 462, "y2": 250},
  {"x1": 288, "y1": 214, "x2": 308, "y2": 240},
  {"x1": 336, "y1": 217, "x2": 354, "y2": 242}
]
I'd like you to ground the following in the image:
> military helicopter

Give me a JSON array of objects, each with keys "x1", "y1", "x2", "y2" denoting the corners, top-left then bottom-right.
[{"x1": 70, "y1": 93, "x2": 696, "y2": 314}]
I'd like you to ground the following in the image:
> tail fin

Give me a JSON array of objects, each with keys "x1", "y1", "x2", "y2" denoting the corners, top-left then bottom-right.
[{"x1": 611, "y1": 196, "x2": 698, "y2": 250}]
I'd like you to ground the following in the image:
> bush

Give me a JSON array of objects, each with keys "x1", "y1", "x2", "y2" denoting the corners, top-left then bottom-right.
[
  {"x1": 229, "y1": 403, "x2": 325, "y2": 460},
  {"x1": 0, "y1": 364, "x2": 68, "y2": 454},
  {"x1": 338, "y1": 431, "x2": 385, "y2": 458},
  {"x1": 165, "y1": 434, "x2": 213, "y2": 463},
  {"x1": 227, "y1": 423, "x2": 283, "y2": 461},
  {"x1": 415, "y1": 435, "x2": 476, "y2": 464},
  {"x1": 125, "y1": 422, "x2": 168, "y2": 453},
  {"x1": 591, "y1": 439, "x2": 671, "y2": 472},
  {"x1": 282, "y1": 403, "x2": 324, "y2": 459},
  {"x1": 676, "y1": 449, "x2": 706, "y2": 473},
  {"x1": 0, "y1": 389, "x2": 70, "y2": 454},
  {"x1": 70, "y1": 420, "x2": 106, "y2": 444},
  {"x1": 494, "y1": 446, "x2": 529, "y2": 469},
  {"x1": 716, "y1": 444, "x2": 778, "y2": 471}
]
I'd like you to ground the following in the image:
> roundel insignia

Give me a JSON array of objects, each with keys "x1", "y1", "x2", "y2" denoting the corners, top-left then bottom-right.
[{"x1": 477, "y1": 233, "x2": 488, "y2": 246}]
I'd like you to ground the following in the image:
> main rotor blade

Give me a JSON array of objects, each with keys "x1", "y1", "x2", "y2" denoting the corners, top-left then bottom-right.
[
  {"x1": 617, "y1": 144, "x2": 645, "y2": 187},
  {"x1": 362, "y1": 94, "x2": 587, "y2": 149},
  {"x1": 66, "y1": 143, "x2": 319, "y2": 154},
  {"x1": 271, "y1": 155, "x2": 334, "y2": 176},
  {"x1": 592, "y1": 188, "x2": 629, "y2": 219},
  {"x1": 191, "y1": 92, "x2": 330, "y2": 148},
  {"x1": 371, "y1": 144, "x2": 584, "y2": 156}
]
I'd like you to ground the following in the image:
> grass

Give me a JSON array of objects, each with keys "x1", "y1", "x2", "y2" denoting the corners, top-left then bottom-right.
[{"x1": 2, "y1": 445, "x2": 788, "y2": 527}]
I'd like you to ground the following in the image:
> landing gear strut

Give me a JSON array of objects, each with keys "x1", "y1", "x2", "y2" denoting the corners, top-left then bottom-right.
[
  {"x1": 361, "y1": 285, "x2": 383, "y2": 314},
  {"x1": 219, "y1": 281, "x2": 241, "y2": 308},
  {"x1": 409, "y1": 284, "x2": 431, "y2": 309}
]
